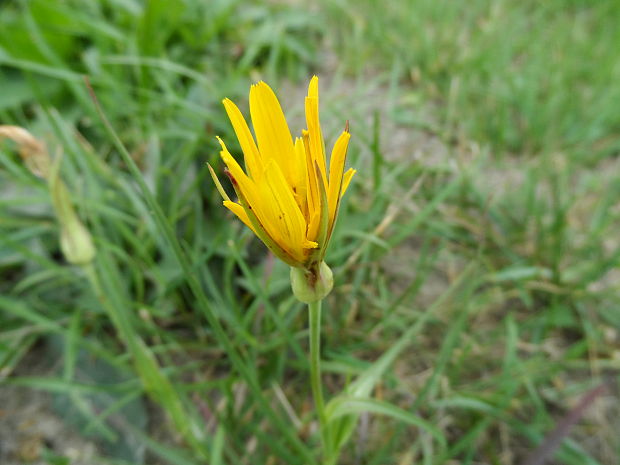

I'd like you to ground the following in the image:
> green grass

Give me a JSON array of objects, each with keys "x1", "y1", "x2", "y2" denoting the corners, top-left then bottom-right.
[
  {"x1": 325, "y1": 0, "x2": 620, "y2": 159},
  {"x1": 1, "y1": 0, "x2": 619, "y2": 464}
]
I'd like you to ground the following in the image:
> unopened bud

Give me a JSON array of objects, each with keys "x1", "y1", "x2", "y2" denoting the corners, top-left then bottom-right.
[
  {"x1": 60, "y1": 219, "x2": 96, "y2": 265},
  {"x1": 48, "y1": 152, "x2": 95, "y2": 265},
  {"x1": 290, "y1": 261, "x2": 333, "y2": 303}
]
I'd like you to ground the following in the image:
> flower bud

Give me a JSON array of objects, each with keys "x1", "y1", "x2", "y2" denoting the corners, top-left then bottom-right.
[
  {"x1": 290, "y1": 261, "x2": 333, "y2": 303},
  {"x1": 60, "y1": 219, "x2": 96, "y2": 265},
  {"x1": 49, "y1": 155, "x2": 95, "y2": 265}
]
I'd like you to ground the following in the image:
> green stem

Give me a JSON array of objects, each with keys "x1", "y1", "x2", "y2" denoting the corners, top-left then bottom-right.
[{"x1": 309, "y1": 299, "x2": 328, "y2": 457}]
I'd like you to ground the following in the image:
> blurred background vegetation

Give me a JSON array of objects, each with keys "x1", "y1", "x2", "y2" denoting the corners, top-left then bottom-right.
[{"x1": 1, "y1": 0, "x2": 619, "y2": 464}]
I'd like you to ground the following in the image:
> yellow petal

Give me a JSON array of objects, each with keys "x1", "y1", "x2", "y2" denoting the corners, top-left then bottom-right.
[
  {"x1": 293, "y1": 137, "x2": 308, "y2": 217},
  {"x1": 218, "y1": 137, "x2": 296, "y2": 260},
  {"x1": 341, "y1": 168, "x2": 356, "y2": 196},
  {"x1": 223, "y1": 170, "x2": 303, "y2": 268},
  {"x1": 223, "y1": 200, "x2": 257, "y2": 234},
  {"x1": 257, "y1": 184, "x2": 303, "y2": 262},
  {"x1": 305, "y1": 77, "x2": 327, "y2": 189},
  {"x1": 307, "y1": 209, "x2": 320, "y2": 243},
  {"x1": 308, "y1": 75, "x2": 319, "y2": 99},
  {"x1": 249, "y1": 82, "x2": 295, "y2": 184},
  {"x1": 217, "y1": 137, "x2": 256, "y2": 202},
  {"x1": 262, "y1": 160, "x2": 308, "y2": 260},
  {"x1": 313, "y1": 159, "x2": 330, "y2": 252},
  {"x1": 303, "y1": 239, "x2": 319, "y2": 249},
  {"x1": 302, "y1": 130, "x2": 319, "y2": 224},
  {"x1": 327, "y1": 130, "x2": 351, "y2": 225},
  {"x1": 289, "y1": 134, "x2": 307, "y2": 197},
  {"x1": 222, "y1": 98, "x2": 262, "y2": 179},
  {"x1": 218, "y1": 137, "x2": 277, "y2": 241}
]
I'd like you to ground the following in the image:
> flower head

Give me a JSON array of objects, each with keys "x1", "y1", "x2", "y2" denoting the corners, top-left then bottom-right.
[{"x1": 210, "y1": 76, "x2": 355, "y2": 271}]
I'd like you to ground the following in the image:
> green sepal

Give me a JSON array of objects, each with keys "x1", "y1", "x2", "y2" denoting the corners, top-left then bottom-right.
[{"x1": 290, "y1": 261, "x2": 333, "y2": 303}]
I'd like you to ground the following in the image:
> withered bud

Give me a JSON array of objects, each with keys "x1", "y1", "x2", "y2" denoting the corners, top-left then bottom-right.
[{"x1": 0, "y1": 125, "x2": 50, "y2": 178}]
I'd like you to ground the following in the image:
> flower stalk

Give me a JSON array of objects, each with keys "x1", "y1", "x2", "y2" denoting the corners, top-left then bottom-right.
[{"x1": 308, "y1": 299, "x2": 328, "y2": 453}]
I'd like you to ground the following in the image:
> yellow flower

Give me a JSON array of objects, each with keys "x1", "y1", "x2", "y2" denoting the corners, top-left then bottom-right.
[{"x1": 209, "y1": 76, "x2": 355, "y2": 270}]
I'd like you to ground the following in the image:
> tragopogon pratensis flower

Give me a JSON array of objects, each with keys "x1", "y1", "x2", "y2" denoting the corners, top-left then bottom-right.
[{"x1": 209, "y1": 77, "x2": 355, "y2": 284}]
